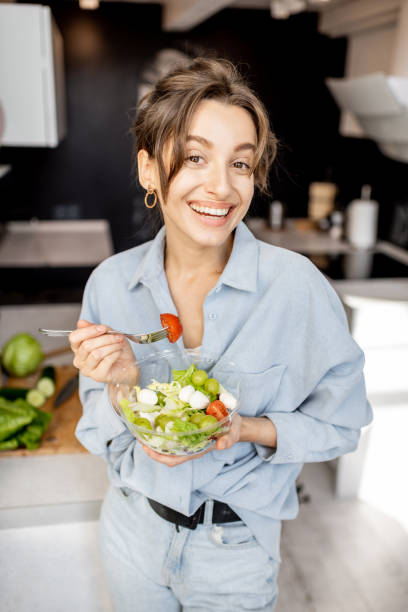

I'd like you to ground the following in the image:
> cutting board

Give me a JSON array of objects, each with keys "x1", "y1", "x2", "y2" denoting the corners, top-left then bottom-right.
[{"x1": 0, "y1": 364, "x2": 87, "y2": 457}]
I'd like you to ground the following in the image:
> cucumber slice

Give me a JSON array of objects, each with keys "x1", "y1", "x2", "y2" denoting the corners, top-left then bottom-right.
[
  {"x1": 37, "y1": 377, "x2": 56, "y2": 398},
  {"x1": 0, "y1": 387, "x2": 30, "y2": 401},
  {"x1": 26, "y1": 389, "x2": 46, "y2": 408}
]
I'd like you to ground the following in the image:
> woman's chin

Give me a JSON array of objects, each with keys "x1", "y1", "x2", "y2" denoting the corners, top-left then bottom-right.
[{"x1": 187, "y1": 222, "x2": 235, "y2": 248}]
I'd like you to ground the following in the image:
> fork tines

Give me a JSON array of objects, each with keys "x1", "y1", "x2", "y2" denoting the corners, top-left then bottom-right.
[{"x1": 149, "y1": 328, "x2": 168, "y2": 342}]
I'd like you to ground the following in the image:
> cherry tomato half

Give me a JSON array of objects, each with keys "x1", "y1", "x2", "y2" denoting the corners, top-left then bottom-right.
[{"x1": 206, "y1": 400, "x2": 228, "y2": 421}]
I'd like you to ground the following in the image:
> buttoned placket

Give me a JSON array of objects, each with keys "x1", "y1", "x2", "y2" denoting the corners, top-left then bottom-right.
[{"x1": 200, "y1": 284, "x2": 224, "y2": 359}]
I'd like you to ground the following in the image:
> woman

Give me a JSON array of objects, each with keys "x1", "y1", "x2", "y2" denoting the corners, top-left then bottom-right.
[{"x1": 71, "y1": 58, "x2": 372, "y2": 611}]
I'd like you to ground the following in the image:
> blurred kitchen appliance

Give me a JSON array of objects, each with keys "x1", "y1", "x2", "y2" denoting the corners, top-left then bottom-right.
[
  {"x1": 390, "y1": 201, "x2": 408, "y2": 249},
  {"x1": 325, "y1": 0, "x2": 408, "y2": 163},
  {"x1": 346, "y1": 185, "x2": 379, "y2": 249},
  {"x1": 0, "y1": 3, "x2": 66, "y2": 147}
]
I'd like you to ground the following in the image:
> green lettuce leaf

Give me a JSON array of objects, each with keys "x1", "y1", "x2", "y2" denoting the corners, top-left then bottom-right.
[
  {"x1": 172, "y1": 364, "x2": 197, "y2": 387},
  {"x1": 18, "y1": 408, "x2": 52, "y2": 450},
  {"x1": 119, "y1": 398, "x2": 138, "y2": 424},
  {"x1": 0, "y1": 397, "x2": 37, "y2": 441}
]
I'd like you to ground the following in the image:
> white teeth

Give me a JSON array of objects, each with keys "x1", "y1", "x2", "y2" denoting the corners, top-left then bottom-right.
[{"x1": 190, "y1": 204, "x2": 230, "y2": 217}]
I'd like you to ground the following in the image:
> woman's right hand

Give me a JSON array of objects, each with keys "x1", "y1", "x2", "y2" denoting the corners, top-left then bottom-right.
[{"x1": 69, "y1": 319, "x2": 137, "y2": 384}]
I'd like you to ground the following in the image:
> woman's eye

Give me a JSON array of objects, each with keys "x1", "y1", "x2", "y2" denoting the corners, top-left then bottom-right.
[
  {"x1": 186, "y1": 155, "x2": 203, "y2": 164},
  {"x1": 233, "y1": 161, "x2": 250, "y2": 170}
]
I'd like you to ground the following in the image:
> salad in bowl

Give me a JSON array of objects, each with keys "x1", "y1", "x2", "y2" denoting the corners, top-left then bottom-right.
[{"x1": 108, "y1": 348, "x2": 240, "y2": 456}]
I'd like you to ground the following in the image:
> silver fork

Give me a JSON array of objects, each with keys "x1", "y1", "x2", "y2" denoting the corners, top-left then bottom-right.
[{"x1": 39, "y1": 327, "x2": 169, "y2": 345}]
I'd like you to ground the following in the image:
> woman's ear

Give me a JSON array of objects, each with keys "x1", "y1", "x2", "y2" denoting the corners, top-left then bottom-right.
[{"x1": 137, "y1": 149, "x2": 156, "y2": 190}]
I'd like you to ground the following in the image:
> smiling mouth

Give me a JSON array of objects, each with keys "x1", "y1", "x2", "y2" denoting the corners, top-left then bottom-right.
[{"x1": 189, "y1": 203, "x2": 233, "y2": 217}]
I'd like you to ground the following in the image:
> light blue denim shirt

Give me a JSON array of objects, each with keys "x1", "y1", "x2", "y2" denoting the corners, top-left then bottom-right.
[{"x1": 76, "y1": 222, "x2": 372, "y2": 561}]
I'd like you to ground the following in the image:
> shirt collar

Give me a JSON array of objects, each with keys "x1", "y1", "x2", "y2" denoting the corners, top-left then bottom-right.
[
  {"x1": 128, "y1": 221, "x2": 259, "y2": 293},
  {"x1": 218, "y1": 222, "x2": 259, "y2": 293},
  {"x1": 127, "y1": 225, "x2": 166, "y2": 290}
]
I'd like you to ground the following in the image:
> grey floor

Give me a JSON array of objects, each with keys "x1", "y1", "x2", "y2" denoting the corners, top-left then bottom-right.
[{"x1": 2, "y1": 462, "x2": 408, "y2": 612}]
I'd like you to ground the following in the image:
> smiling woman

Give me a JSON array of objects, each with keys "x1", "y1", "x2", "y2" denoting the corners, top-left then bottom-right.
[
  {"x1": 131, "y1": 58, "x2": 277, "y2": 203},
  {"x1": 138, "y1": 99, "x2": 259, "y2": 250},
  {"x1": 71, "y1": 57, "x2": 372, "y2": 612}
]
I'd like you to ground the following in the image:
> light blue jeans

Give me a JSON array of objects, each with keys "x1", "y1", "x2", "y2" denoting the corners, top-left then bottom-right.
[{"x1": 99, "y1": 486, "x2": 279, "y2": 611}]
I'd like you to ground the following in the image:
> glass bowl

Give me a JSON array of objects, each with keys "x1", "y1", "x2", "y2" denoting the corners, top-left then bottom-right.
[{"x1": 108, "y1": 347, "x2": 240, "y2": 456}]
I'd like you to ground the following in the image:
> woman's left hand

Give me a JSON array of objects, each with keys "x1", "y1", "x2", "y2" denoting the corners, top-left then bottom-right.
[{"x1": 140, "y1": 414, "x2": 243, "y2": 467}]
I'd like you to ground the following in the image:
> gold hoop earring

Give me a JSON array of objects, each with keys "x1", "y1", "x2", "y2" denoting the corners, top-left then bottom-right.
[{"x1": 144, "y1": 186, "x2": 157, "y2": 209}]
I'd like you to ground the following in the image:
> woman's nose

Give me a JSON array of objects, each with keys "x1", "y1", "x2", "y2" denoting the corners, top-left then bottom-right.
[{"x1": 204, "y1": 162, "x2": 232, "y2": 200}]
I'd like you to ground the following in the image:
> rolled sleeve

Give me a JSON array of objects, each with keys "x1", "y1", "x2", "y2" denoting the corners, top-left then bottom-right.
[
  {"x1": 254, "y1": 443, "x2": 277, "y2": 461},
  {"x1": 256, "y1": 351, "x2": 372, "y2": 464},
  {"x1": 75, "y1": 382, "x2": 127, "y2": 457}
]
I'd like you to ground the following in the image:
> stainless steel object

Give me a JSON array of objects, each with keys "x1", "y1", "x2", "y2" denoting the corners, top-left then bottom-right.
[{"x1": 39, "y1": 327, "x2": 169, "y2": 344}]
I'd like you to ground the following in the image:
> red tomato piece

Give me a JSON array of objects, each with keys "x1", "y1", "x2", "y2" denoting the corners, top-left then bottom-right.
[
  {"x1": 160, "y1": 313, "x2": 183, "y2": 343},
  {"x1": 206, "y1": 400, "x2": 228, "y2": 421}
]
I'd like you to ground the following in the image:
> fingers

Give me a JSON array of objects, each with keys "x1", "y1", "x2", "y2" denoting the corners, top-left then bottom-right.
[
  {"x1": 216, "y1": 415, "x2": 242, "y2": 451},
  {"x1": 90, "y1": 348, "x2": 124, "y2": 382},
  {"x1": 74, "y1": 339, "x2": 124, "y2": 372},
  {"x1": 69, "y1": 323, "x2": 107, "y2": 351},
  {"x1": 69, "y1": 320, "x2": 130, "y2": 382},
  {"x1": 75, "y1": 333, "x2": 124, "y2": 366},
  {"x1": 140, "y1": 442, "x2": 215, "y2": 467},
  {"x1": 140, "y1": 445, "x2": 189, "y2": 467},
  {"x1": 216, "y1": 434, "x2": 231, "y2": 451},
  {"x1": 77, "y1": 319, "x2": 92, "y2": 329}
]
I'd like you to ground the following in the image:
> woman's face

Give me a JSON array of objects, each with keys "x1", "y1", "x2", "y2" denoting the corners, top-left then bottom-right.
[{"x1": 158, "y1": 99, "x2": 257, "y2": 249}]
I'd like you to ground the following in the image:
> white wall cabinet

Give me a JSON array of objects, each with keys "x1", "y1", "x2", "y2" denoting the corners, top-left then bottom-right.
[{"x1": 0, "y1": 3, "x2": 66, "y2": 147}]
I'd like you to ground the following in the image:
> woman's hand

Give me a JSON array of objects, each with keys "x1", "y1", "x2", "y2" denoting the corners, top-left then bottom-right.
[
  {"x1": 139, "y1": 414, "x2": 243, "y2": 467},
  {"x1": 69, "y1": 319, "x2": 138, "y2": 384}
]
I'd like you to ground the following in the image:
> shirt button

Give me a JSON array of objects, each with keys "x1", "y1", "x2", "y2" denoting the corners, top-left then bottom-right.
[
  {"x1": 208, "y1": 312, "x2": 217, "y2": 320},
  {"x1": 215, "y1": 287, "x2": 221, "y2": 293}
]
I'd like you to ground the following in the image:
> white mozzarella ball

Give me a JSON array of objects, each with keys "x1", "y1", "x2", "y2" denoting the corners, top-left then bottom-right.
[
  {"x1": 189, "y1": 390, "x2": 210, "y2": 410},
  {"x1": 179, "y1": 385, "x2": 195, "y2": 403},
  {"x1": 139, "y1": 411, "x2": 159, "y2": 426},
  {"x1": 219, "y1": 392, "x2": 237, "y2": 411},
  {"x1": 138, "y1": 388, "x2": 158, "y2": 405}
]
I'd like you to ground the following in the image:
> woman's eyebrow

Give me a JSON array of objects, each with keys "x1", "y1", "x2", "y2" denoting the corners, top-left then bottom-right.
[
  {"x1": 234, "y1": 143, "x2": 256, "y2": 153},
  {"x1": 186, "y1": 135, "x2": 256, "y2": 153}
]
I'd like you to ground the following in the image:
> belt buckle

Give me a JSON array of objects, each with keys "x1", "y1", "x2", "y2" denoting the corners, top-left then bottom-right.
[{"x1": 187, "y1": 504, "x2": 204, "y2": 530}]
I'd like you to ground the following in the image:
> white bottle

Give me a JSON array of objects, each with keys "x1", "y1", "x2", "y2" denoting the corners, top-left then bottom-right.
[
  {"x1": 346, "y1": 185, "x2": 379, "y2": 249},
  {"x1": 329, "y1": 210, "x2": 344, "y2": 240},
  {"x1": 269, "y1": 200, "x2": 284, "y2": 230}
]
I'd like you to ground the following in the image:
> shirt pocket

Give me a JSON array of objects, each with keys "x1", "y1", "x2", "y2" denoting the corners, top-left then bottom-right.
[{"x1": 238, "y1": 364, "x2": 286, "y2": 418}]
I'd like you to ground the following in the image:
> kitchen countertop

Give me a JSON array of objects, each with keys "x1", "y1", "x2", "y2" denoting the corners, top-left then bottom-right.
[
  {"x1": 247, "y1": 219, "x2": 408, "y2": 303},
  {"x1": 0, "y1": 219, "x2": 113, "y2": 267},
  {"x1": 0, "y1": 322, "x2": 109, "y2": 527}
]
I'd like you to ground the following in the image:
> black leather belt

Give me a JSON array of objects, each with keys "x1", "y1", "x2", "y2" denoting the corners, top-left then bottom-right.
[{"x1": 147, "y1": 498, "x2": 241, "y2": 530}]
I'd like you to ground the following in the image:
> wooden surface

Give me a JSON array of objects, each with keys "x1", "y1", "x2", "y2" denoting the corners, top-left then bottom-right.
[{"x1": 0, "y1": 365, "x2": 87, "y2": 457}]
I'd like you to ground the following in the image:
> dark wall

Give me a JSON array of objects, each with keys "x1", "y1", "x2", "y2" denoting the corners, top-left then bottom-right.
[{"x1": 1, "y1": 2, "x2": 406, "y2": 252}]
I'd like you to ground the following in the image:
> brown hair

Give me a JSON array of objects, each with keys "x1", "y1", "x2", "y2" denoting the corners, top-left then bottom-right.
[{"x1": 131, "y1": 57, "x2": 278, "y2": 201}]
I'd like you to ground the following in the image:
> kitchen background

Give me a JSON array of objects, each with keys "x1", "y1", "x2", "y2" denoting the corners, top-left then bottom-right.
[
  {"x1": 1, "y1": 0, "x2": 408, "y2": 254},
  {"x1": 1, "y1": 1, "x2": 408, "y2": 611}
]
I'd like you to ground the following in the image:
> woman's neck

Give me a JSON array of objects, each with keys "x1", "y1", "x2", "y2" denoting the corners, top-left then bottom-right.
[{"x1": 164, "y1": 227, "x2": 234, "y2": 281}]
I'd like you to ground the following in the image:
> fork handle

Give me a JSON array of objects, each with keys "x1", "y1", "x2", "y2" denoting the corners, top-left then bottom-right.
[{"x1": 39, "y1": 329, "x2": 74, "y2": 337}]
